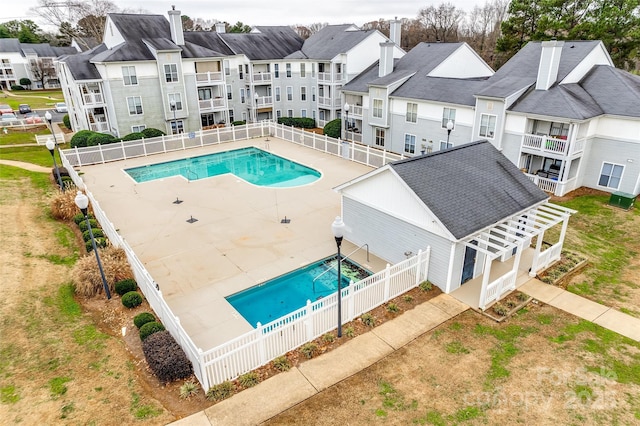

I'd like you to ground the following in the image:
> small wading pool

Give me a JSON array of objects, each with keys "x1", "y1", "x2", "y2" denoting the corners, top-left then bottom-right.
[
  {"x1": 124, "y1": 146, "x2": 321, "y2": 187},
  {"x1": 227, "y1": 256, "x2": 372, "y2": 327}
]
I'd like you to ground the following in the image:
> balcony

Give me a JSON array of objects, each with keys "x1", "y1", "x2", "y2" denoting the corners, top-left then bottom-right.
[
  {"x1": 252, "y1": 73, "x2": 272, "y2": 83},
  {"x1": 521, "y1": 134, "x2": 585, "y2": 158},
  {"x1": 318, "y1": 96, "x2": 341, "y2": 108},
  {"x1": 255, "y1": 96, "x2": 273, "y2": 108},
  {"x1": 195, "y1": 71, "x2": 224, "y2": 85},
  {"x1": 524, "y1": 173, "x2": 579, "y2": 197},
  {"x1": 318, "y1": 72, "x2": 344, "y2": 83},
  {"x1": 90, "y1": 122, "x2": 109, "y2": 132},
  {"x1": 349, "y1": 105, "x2": 363, "y2": 118},
  {"x1": 199, "y1": 98, "x2": 226, "y2": 111},
  {"x1": 83, "y1": 93, "x2": 104, "y2": 106}
]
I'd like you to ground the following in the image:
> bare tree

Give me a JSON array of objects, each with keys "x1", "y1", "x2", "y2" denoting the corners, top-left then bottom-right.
[
  {"x1": 293, "y1": 25, "x2": 312, "y2": 39},
  {"x1": 418, "y1": 2, "x2": 466, "y2": 42},
  {"x1": 361, "y1": 19, "x2": 390, "y2": 34},
  {"x1": 307, "y1": 22, "x2": 329, "y2": 35},
  {"x1": 461, "y1": 0, "x2": 508, "y2": 66},
  {"x1": 31, "y1": 0, "x2": 119, "y2": 42},
  {"x1": 30, "y1": 58, "x2": 57, "y2": 89}
]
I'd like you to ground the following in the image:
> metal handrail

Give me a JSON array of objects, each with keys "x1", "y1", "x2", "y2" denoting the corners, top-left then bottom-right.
[
  {"x1": 312, "y1": 243, "x2": 369, "y2": 284},
  {"x1": 185, "y1": 169, "x2": 198, "y2": 181}
]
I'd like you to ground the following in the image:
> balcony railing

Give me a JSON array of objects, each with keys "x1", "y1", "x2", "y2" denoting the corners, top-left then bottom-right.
[
  {"x1": 89, "y1": 122, "x2": 109, "y2": 132},
  {"x1": 252, "y1": 72, "x2": 272, "y2": 83},
  {"x1": 318, "y1": 72, "x2": 344, "y2": 83},
  {"x1": 348, "y1": 105, "x2": 363, "y2": 117},
  {"x1": 195, "y1": 71, "x2": 224, "y2": 85},
  {"x1": 83, "y1": 93, "x2": 104, "y2": 105},
  {"x1": 522, "y1": 134, "x2": 585, "y2": 157},
  {"x1": 199, "y1": 98, "x2": 226, "y2": 111},
  {"x1": 255, "y1": 96, "x2": 273, "y2": 107},
  {"x1": 318, "y1": 97, "x2": 341, "y2": 108}
]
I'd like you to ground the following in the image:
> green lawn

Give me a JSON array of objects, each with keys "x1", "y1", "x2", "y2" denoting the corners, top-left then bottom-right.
[
  {"x1": 0, "y1": 145, "x2": 64, "y2": 168},
  {"x1": 1, "y1": 89, "x2": 64, "y2": 110},
  {"x1": 0, "y1": 127, "x2": 51, "y2": 145}
]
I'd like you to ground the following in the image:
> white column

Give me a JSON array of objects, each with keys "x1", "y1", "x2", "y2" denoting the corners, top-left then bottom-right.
[
  {"x1": 529, "y1": 230, "x2": 545, "y2": 277},
  {"x1": 478, "y1": 254, "x2": 493, "y2": 310}
]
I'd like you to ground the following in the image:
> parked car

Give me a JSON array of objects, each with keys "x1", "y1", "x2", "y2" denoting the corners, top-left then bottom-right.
[
  {"x1": 1, "y1": 112, "x2": 18, "y2": 123},
  {"x1": 24, "y1": 112, "x2": 43, "y2": 124},
  {"x1": 54, "y1": 102, "x2": 67, "y2": 113},
  {"x1": 18, "y1": 104, "x2": 31, "y2": 114},
  {"x1": 0, "y1": 104, "x2": 13, "y2": 114}
]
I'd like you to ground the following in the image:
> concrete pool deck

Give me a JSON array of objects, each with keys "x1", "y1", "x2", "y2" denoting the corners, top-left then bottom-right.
[{"x1": 78, "y1": 137, "x2": 387, "y2": 349}]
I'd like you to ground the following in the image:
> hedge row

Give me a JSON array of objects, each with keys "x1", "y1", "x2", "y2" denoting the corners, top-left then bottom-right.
[
  {"x1": 277, "y1": 117, "x2": 316, "y2": 129},
  {"x1": 70, "y1": 128, "x2": 166, "y2": 148}
]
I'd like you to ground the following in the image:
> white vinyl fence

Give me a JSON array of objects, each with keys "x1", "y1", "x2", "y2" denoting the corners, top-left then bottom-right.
[
  {"x1": 60, "y1": 121, "x2": 405, "y2": 168},
  {"x1": 59, "y1": 122, "x2": 421, "y2": 390}
]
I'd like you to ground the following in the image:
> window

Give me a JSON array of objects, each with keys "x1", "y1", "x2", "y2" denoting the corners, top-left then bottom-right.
[
  {"x1": 442, "y1": 107, "x2": 456, "y2": 128},
  {"x1": 312, "y1": 63, "x2": 316, "y2": 77},
  {"x1": 168, "y1": 93, "x2": 183, "y2": 111},
  {"x1": 312, "y1": 86, "x2": 316, "y2": 101},
  {"x1": 122, "y1": 66, "x2": 137, "y2": 85},
  {"x1": 287, "y1": 109, "x2": 293, "y2": 117},
  {"x1": 479, "y1": 113, "x2": 496, "y2": 138},
  {"x1": 127, "y1": 96, "x2": 143, "y2": 115},
  {"x1": 275, "y1": 87, "x2": 281, "y2": 102},
  {"x1": 375, "y1": 128, "x2": 385, "y2": 146},
  {"x1": 238, "y1": 65, "x2": 243, "y2": 79},
  {"x1": 550, "y1": 122, "x2": 570, "y2": 138},
  {"x1": 300, "y1": 63, "x2": 306, "y2": 77},
  {"x1": 164, "y1": 64, "x2": 178, "y2": 82},
  {"x1": 245, "y1": 64, "x2": 249, "y2": 74},
  {"x1": 301, "y1": 86, "x2": 306, "y2": 101},
  {"x1": 226, "y1": 84, "x2": 232, "y2": 100},
  {"x1": 228, "y1": 109, "x2": 234, "y2": 122},
  {"x1": 170, "y1": 120, "x2": 184, "y2": 134},
  {"x1": 440, "y1": 140, "x2": 453, "y2": 150},
  {"x1": 598, "y1": 163, "x2": 623, "y2": 189},
  {"x1": 301, "y1": 109, "x2": 307, "y2": 117},
  {"x1": 223, "y1": 60, "x2": 230, "y2": 75},
  {"x1": 406, "y1": 102, "x2": 417, "y2": 123},
  {"x1": 404, "y1": 134, "x2": 416, "y2": 154},
  {"x1": 312, "y1": 110, "x2": 316, "y2": 120},
  {"x1": 373, "y1": 99, "x2": 383, "y2": 118},
  {"x1": 198, "y1": 88, "x2": 212, "y2": 100},
  {"x1": 241, "y1": 112, "x2": 247, "y2": 121},
  {"x1": 274, "y1": 63, "x2": 279, "y2": 78},
  {"x1": 240, "y1": 88, "x2": 245, "y2": 103},
  {"x1": 276, "y1": 109, "x2": 281, "y2": 119},
  {"x1": 132, "y1": 125, "x2": 146, "y2": 133},
  {"x1": 286, "y1": 63, "x2": 291, "y2": 78},
  {"x1": 286, "y1": 86, "x2": 293, "y2": 101}
]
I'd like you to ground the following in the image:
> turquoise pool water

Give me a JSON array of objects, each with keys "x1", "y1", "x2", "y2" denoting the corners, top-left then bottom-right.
[
  {"x1": 226, "y1": 256, "x2": 371, "y2": 327},
  {"x1": 125, "y1": 147, "x2": 321, "y2": 186}
]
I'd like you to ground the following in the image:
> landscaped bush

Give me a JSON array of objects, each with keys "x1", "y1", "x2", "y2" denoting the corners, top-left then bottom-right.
[
  {"x1": 115, "y1": 278, "x2": 137, "y2": 296},
  {"x1": 71, "y1": 246, "x2": 133, "y2": 297},
  {"x1": 10, "y1": 85, "x2": 25, "y2": 90},
  {"x1": 73, "y1": 212, "x2": 94, "y2": 224},
  {"x1": 277, "y1": 117, "x2": 316, "y2": 128},
  {"x1": 121, "y1": 291, "x2": 143, "y2": 309},
  {"x1": 323, "y1": 118, "x2": 341, "y2": 138},
  {"x1": 82, "y1": 228, "x2": 104, "y2": 241},
  {"x1": 142, "y1": 330, "x2": 193, "y2": 383},
  {"x1": 133, "y1": 312, "x2": 156, "y2": 329},
  {"x1": 62, "y1": 114, "x2": 71, "y2": 130},
  {"x1": 50, "y1": 190, "x2": 83, "y2": 220},
  {"x1": 231, "y1": 120, "x2": 246, "y2": 126},
  {"x1": 19, "y1": 78, "x2": 31, "y2": 88},
  {"x1": 141, "y1": 128, "x2": 165, "y2": 138},
  {"x1": 85, "y1": 237, "x2": 108, "y2": 252},
  {"x1": 300, "y1": 342, "x2": 318, "y2": 359},
  {"x1": 61, "y1": 176, "x2": 75, "y2": 189},
  {"x1": 70, "y1": 130, "x2": 97, "y2": 148},
  {"x1": 121, "y1": 132, "x2": 144, "y2": 141},
  {"x1": 78, "y1": 218, "x2": 99, "y2": 232},
  {"x1": 237, "y1": 372, "x2": 260, "y2": 388},
  {"x1": 205, "y1": 381, "x2": 234, "y2": 401},
  {"x1": 139, "y1": 321, "x2": 165, "y2": 340},
  {"x1": 87, "y1": 132, "x2": 116, "y2": 146}
]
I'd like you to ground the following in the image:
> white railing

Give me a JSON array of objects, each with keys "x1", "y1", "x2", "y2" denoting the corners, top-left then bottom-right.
[
  {"x1": 318, "y1": 72, "x2": 343, "y2": 82},
  {"x1": 61, "y1": 121, "x2": 405, "y2": 169},
  {"x1": 525, "y1": 173, "x2": 558, "y2": 194},
  {"x1": 318, "y1": 97, "x2": 341, "y2": 108},
  {"x1": 200, "y1": 248, "x2": 430, "y2": 386},
  {"x1": 522, "y1": 134, "x2": 586, "y2": 158},
  {"x1": 83, "y1": 93, "x2": 104, "y2": 105},
  {"x1": 346, "y1": 131, "x2": 362, "y2": 143},
  {"x1": 349, "y1": 105, "x2": 363, "y2": 117},
  {"x1": 199, "y1": 98, "x2": 226, "y2": 111},
  {"x1": 571, "y1": 138, "x2": 585, "y2": 155},
  {"x1": 252, "y1": 72, "x2": 272, "y2": 82},
  {"x1": 195, "y1": 71, "x2": 224, "y2": 84},
  {"x1": 89, "y1": 122, "x2": 109, "y2": 132},
  {"x1": 255, "y1": 96, "x2": 273, "y2": 107},
  {"x1": 36, "y1": 133, "x2": 66, "y2": 145},
  {"x1": 480, "y1": 270, "x2": 517, "y2": 310},
  {"x1": 535, "y1": 242, "x2": 563, "y2": 273},
  {"x1": 58, "y1": 120, "x2": 415, "y2": 390}
]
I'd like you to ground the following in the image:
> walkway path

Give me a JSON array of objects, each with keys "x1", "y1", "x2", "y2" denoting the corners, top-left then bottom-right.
[
  {"x1": 0, "y1": 159, "x2": 50, "y2": 173},
  {"x1": 2, "y1": 89, "x2": 63, "y2": 101},
  {"x1": 520, "y1": 279, "x2": 640, "y2": 341},
  {"x1": 171, "y1": 294, "x2": 469, "y2": 426}
]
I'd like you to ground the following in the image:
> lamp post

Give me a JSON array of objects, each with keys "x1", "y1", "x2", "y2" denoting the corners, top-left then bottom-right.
[
  {"x1": 331, "y1": 216, "x2": 346, "y2": 337},
  {"x1": 446, "y1": 119, "x2": 454, "y2": 147},
  {"x1": 254, "y1": 92, "x2": 259, "y2": 122},
  {"x1": 45, "y1": 138, "x2": 64, "y2": 190},
  {"x1": 75, "y1": 191, "x2": 111, "y2": 300},
  {"x1": 343, "y1": 102, "x2": 350, "y2": 141},
  {"x1": 169, "y1": 99, "x2": 177, "y2": 134}
]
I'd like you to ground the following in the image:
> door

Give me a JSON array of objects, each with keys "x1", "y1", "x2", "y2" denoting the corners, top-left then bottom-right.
[{"x1": 461, "y1": 243, "x2": 477, "y2": 284}]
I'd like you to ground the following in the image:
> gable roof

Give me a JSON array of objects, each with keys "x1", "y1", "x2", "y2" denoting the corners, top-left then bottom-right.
[
  {"x1": 59, "y1": 45, "x2": 106, "y2": 80},
  {"x1": 0, "y1": 38, "x2": 76, "y2": 58},
  {"x1": 388, "y1": 141, "x2": 548, "y2": 239},
  {"x1": 289, "y1": 24, "x2": 377, "y2": 60},
  {"x1": 580, "y1": 65, "x2": 640, "y2": 118},
  {"x1": 220, "y1": 27, "x2": 303, "y2": 60}
]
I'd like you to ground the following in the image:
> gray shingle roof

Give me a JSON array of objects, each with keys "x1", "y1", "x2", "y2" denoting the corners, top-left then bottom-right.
[
  {"x1": 220, "y1": 27, "x2": 303, "y2": 60},
  {"x1": 60, "y1": 45, "x2": 106, "y2": 80},
  {"x1": 292, "y1": 25, "x2": 378, "y2": 60},
  {"x1": 0, "y1": 38, "x2": 22, "y2": 54},
  {"x1": 0, "y1": 39, "x2": 76, "y2": 58},
  {"x1": 183, "y1": 32, "x2": 233, "y2": 56},
  {"x1": 509, "y1": 83, "x2": 604, "y2": 120},
  {"x1": 581, "y1": 65, "x2": 640, "y2": 118},
  {"x1": 393, "y1": 76, "x2": 488, "y2": 106},
  {"x1": 389, "y1": 141, "x2": 548, "y2": 239}
]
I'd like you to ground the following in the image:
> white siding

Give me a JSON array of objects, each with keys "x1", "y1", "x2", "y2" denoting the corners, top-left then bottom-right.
[
  {"x1": 429, "y1": 45, "x2": 494, "y2": 78},
  {"x1": 563, "y1": 43, "x2": 613, "y2": 84}
]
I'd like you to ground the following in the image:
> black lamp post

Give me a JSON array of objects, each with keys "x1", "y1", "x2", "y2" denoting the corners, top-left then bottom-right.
[
  {"x1": 75, "y1": 191, "x2": 111, "y2": 300},
  {"x1": 46, "y1": 138, "x2": 64, "y2": 190},
  {"x1": 446, "y1": 119, "x2": 454, "y2": 147},
  {"x1": 169, "y1": 99, "x2": 177, "y2": 134},
  {"x1": 331, "y1": 216, "x2": 346, "y2": 337},
  {"x1": 343, "y1": 102, "x2": 350, "y2": 141}
]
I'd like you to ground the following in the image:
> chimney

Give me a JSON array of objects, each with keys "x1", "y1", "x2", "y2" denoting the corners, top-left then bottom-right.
[
  {"x1": 379, "y1": 41, "x2": 395, "y2": 78},
  {"x1": 215, "y1": 22, "x2": 226, "y2": 33},
  {"x1": 536, "y1": 40, "x2": 564, "y2": 90},
  {"x1": 389, "y1": 17, "x2": 401, "y2": 46},
  {"x1": 168, "y1": 6, "x2": 184, "y2": 45}
]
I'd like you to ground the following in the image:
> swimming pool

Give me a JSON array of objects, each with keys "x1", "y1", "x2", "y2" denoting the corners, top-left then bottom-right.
[
  {"x1": 226, "y1": 256, "x2": 372, "y2": 327},
  {"x1": 124, "y1": 147, "x2": 321, "y2": 187}
]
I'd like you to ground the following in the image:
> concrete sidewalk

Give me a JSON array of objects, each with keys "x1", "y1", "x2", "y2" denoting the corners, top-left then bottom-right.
[
  {"x1": 170, "y1": 294, "x2": 468, "y2": 426},
  {"x1": 520, "y1": 279, "x2": 640, "y2": 341}
]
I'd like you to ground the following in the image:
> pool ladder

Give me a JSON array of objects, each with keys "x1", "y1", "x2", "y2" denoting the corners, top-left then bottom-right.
[
  {"x1": 312, "y1": 243, "x2": 369, "y2": 287},
  {"x1": 185, "y1": 169, "x2": 198, "y2": 181}
]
